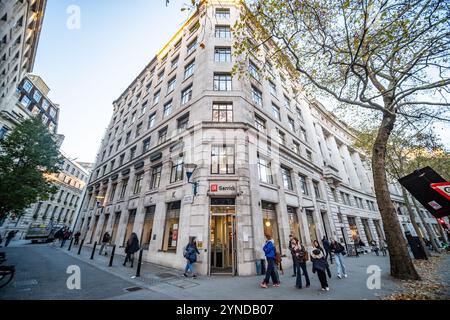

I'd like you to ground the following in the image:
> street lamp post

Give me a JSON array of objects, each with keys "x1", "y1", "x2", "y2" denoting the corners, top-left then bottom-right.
[{"x1": 184, "y1": 163, "x2": 199, "y2": 196}]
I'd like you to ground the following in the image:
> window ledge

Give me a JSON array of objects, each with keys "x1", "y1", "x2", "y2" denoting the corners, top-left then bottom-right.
[
  {"x1": 184, "y1": 49, "x2": 197, "y2": 61},
  {"x1": 166, "y1": 181, "x2": 184, "y2": 190}
]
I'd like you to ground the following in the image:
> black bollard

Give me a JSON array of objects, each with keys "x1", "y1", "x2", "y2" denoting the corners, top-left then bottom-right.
[
  {"x1": 90, "y1": 241, "x2": 97, "y2": 260},
  {"x1": 68, "y1": 238, "x2": 74, "y2": 251},
  {"x1": 77, "y1": 239, "x2": 85, "y2": 255},
  {"x1": 135, "y1": 249, "x2": 144, "y2": 277},
  {"x1": 108, "y1": 245, "x2": 116, "y2": 267}
]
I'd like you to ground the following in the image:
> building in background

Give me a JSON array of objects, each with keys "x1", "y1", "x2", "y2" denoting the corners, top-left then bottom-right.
[
  {"x1": 1, "y1": 155, "x2": 90, "y2": 239},
  {"x1": 75, "y1": 0, "x2": 440, "y2": 276},
  {"x1": 0, "y1": 0, "x2": 47, "y2": 135}
]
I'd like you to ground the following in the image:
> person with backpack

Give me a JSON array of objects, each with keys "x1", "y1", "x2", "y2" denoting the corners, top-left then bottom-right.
[
  {"x1": 292, "y1": 238, "x2": 310, "y2": 289},
  {"x1": 330, "y1": 239, "x2": 348, "y2": 279},
  {"x1": 99, "y1": 231, "x2": 111, "y2": 256},
  {"x1": 123, "y1": 233, "x2": 140, "y2": 268},
  {"x1": 311, "y1": 248, "x2": 329, "y2": 291},
  {"x1": 183, "y1": 237, "x2": 200, "y2": 278},
  {"x1": 260, "y1": 234, "x2": 280, "y2": 288}
]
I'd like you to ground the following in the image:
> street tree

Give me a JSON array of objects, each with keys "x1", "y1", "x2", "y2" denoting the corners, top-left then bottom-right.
[
  {"x1": 0, "y1": 117, "x2": 62, "y2": 222},
  {"x1": 231, "y1": 0, "x2": 450, "y2": 280},
  {"x1": 355, "y1": 122, "x2": 450, "y2": 255}
]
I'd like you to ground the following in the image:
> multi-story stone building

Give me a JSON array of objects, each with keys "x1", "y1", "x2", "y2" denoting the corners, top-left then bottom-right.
[
  {"x1": 0, "y1": 0, "x2": 47, "y2": 135},
  {"x1": 1, "y1": 155, "x2": 90, "y2": 239},
  {"x1": 76, "y1": 0, "x2": 440, "y2": 276}
]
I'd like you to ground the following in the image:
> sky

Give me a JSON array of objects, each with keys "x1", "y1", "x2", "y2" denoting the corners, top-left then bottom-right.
[
  {"x1": 33, "y1": 1, "x2": 449, "y2": 164},
  {"x1": 33, "y1": 0, "x2": 191, "y2": 163}
]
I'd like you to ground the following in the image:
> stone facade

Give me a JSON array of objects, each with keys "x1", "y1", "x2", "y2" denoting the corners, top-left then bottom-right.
[{"x1": 75, "y1": 0, "x2": 440, "y2": 276}]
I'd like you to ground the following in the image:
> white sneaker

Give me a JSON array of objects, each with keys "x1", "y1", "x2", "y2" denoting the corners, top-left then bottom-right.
[
  {"x1": 344, "y1": 274, "x2": 348, "y2": 278},
  {"x1": 321, "y1": 288, "x2": 326, "y2": 291},
  {"x1": 326, "y1": 287, "x2": 330, "y2": 291},
  {"x1": 337, "y1": 274, "x2": 342, "y2": 279}
]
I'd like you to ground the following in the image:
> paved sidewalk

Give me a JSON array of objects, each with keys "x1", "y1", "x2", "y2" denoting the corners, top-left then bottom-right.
[{"x1": 55, "y1": 242, "x2": 403, "y2": 300}]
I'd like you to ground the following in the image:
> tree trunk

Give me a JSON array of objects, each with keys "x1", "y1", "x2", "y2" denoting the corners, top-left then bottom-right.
[
  {"x1": 411, "y1": 196, "x2": 441, "y2": 253},
  {"x1": 401, "y1": 186, "x2": 430, "y2": 259},
  {"x1": 372, "y1": 112, "x2": 419, "y2": 280}
]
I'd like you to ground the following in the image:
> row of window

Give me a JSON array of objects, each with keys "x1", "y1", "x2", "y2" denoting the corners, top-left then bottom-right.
[
  {"x1": 34, "y1": 202, "x2": 75, "y2": 223},
  {"x1": 336, "y1": 190, "x2": 377, "y2": 211}
]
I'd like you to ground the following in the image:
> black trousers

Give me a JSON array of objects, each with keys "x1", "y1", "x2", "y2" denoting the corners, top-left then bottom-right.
[
  {"x1": 124, "y1": 253, "x2": 134, "y2": 266},
  {"x1": 263, "y1": 258, "x2": 278, "y2": 284},
  {"x1": 291, "y1": 254, "x2": 297, "y2": 275},
  {"x1": 325, "y1": 250, "x2": 333, "y2": 264},
  {"x1": 317, "y1": 269, "x2": 328, "y2": 289}
]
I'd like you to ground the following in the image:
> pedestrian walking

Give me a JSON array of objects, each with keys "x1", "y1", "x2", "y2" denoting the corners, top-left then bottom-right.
[
  {"x1": 260, "y1": 235, "x2": 280, "y2": 288},
  {"x1": 330, "y1": 239, "x2": 348, "y2": 279},
  {"x1": 370, "y1": 240, "x2": 379, "y2": 256},
  {"x1": 288, "y1": 234, "x2": 296, "y2": 277},
  {"x1": 311, "y1": 248, "x2": 329, "y2": 291},
  {"x1": 314, "y1": 239, "x2": 331, "y2": 278},
  {"x1": 74, "y1": 231, "x2": 81, "y2": 245},
  {"x1": 123, "y1": 232, "x2": 140, "y2": 268},
  {"x1": 292, "y1": 238, "x2": 310, "y2": 289},
  {"x1": 5, "y1": 230, "x2": 16, "y2": 247},
  {"x1": 60, "y1": 228, "x2": 70, "y2": 248},
  {"x1": 322, "y1": 236, "x2": 333, "y2": 264},
  {"x1": 183, "y1": 237, "x2": 201, "y2": 278},
  {"x1": 353, "y1": 237, "x2": 360, "y2": 257},
  {"x1": 99, "y1": 232, "x2": 111, "y2": 256},
  {"x1": 380, "y1": 239, "x2": 388, "y2": 256}
]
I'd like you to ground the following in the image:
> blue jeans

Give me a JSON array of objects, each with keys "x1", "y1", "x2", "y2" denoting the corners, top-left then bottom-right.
[
  {"x1": 334, "y1": 253, "x2": 347, "y2": 276},
  {"x1": 263, "y1": 258, "x2": 278, "y2": 284},
  {"x1": 185, "y1": 260, "x2": 194, "y2": 274},
  {"x1": 295, "y1": 262, "x2": 310, "y2": 288}
]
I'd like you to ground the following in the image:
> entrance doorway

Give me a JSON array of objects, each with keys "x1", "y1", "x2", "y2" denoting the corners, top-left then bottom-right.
[{"x1": 210, "y1": 198, "x2": 236, "y2": 275}]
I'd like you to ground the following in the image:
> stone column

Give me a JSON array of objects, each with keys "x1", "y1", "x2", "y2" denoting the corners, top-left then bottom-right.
[
  {"x1": 340, "y1": 146, "x2": 361, "y2": 189},
  {"x1": 351, "y1": 151, "x2": 371, "y2": 193},
  {"x1": 326, "y1": 136, "x2": 348, "y2": 182}
]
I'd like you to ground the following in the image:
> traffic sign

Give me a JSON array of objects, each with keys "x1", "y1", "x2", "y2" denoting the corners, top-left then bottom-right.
[{"x1": 431, "y1": 182, "x2": 450, "y2": 201}]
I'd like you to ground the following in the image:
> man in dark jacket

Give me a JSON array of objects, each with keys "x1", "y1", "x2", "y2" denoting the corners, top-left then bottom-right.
[
  {"x1": 322, "y1": 236, "x2": 332, "y2": 264},
  {"x1": 74, "y1": 231, "x2": 81, "y2": 245}
]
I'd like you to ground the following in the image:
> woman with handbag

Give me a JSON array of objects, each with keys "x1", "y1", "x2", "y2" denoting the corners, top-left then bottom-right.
[
  {"x1": 330, "y1": 239, "x2": 348, "y2": 279},
  {"x1": 292, "y1": 238, "x2": 310, "y2": 289}
]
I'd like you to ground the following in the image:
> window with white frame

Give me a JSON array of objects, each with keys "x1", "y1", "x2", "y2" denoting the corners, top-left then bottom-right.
[
  {"x1": 215, "y1": 25, "x2": 231, "y2": 38},
  {"x1": 269, "y1": 80, "x2": 277, "y2": 96},
  {"x1": 255, "y1": 115, "x2": 266, "y2": 132},
  {"x1": 215, "y1": 8, "x2": 230, "y2": 19},
  {"x1": 163, "y1": 100, "x2": 172, "y2": 118},
  {"x1": 281, "y1": 166, "x2": 293, "y2": 191},
  {"x1": 187, "y1": 38, "x2": 198, "y2": 55},
  {"x1": 288, "y1": 117, "x2": 296, "y2": 132},
  {"x1": 181, "y1": 85, "x2": 193, "y2": 105},
  {"x1": 248, "y1": 60, "x2": 260, "y2": 81},
  {"x1": 184, "y1": 60, "x2": 195, "y2": 79},
  {"x1": 148, "y1": 113, "x2": 156, "y2": 129},
  {"x1": 21, "y1": 95, "x2": 31, "y2": 108},
  {"x1": 272, "y1": 104, "x2": 281, "y2": 121},
  {"x1": 23, "y1": 80, "x2": 33, "y2": 92},
  {"x1": 167, "y1": 77, "x2": 176, "y2": 93},
  {"x1": 258, "y1": 156, "x2": 273, "y2": 184},
  {"x1": 213, "y1": 73, "x2": 232, "y2": 91},
  {"x1": 170, "y1": 157, "x2": 184, "y2": 183},
  {"x1": 214, "y1": 47, "x2": 231, "y2": 62},
  {"x1": 212, "y1": 103, "x2": 233, "y2": 122},
  {"x1": 211, "y1": 145, "x2": 235, "y2": 174},
  {"x1": 251, "y1": 86, "x2": 262, "y2": 106},
  {"x1": 153, "y1": 91, "x2": 160, "y2": 106},
  {"x1": 171, "y1": 56, "x2": 179, "y2": 70}
]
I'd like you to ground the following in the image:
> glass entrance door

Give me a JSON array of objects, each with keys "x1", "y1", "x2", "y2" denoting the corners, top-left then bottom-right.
[{"x1": 210, "y1": 198, "x2": 236, "y2": 275}]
